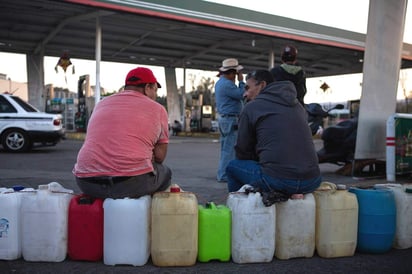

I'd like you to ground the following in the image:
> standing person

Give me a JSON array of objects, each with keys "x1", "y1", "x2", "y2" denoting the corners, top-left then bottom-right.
[
  {"x1": 214, "y1": 58, "x2": 245, "y2": 183},
  {"x1": 270, "y1": 45, "x2": 307, "y2": 106},
  {"x1": 73, "y1": 67, "x2": 171, "y2": 199},
  {"x1": 226, "y1": 70, "x2": 321, "y2": 196}
]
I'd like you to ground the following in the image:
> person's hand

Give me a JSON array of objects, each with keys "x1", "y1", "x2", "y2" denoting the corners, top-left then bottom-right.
[{"x1": 237, "y1": 71, "x2": 244, "y2": 82}]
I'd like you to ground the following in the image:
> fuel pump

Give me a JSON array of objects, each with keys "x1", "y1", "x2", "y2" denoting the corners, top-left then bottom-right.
[{"x1": 75, "y1": 75, "x2": 88, "y2": 132}]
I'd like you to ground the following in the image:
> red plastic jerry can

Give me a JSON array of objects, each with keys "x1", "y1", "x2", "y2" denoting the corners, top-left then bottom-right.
[{"x1": 68, "y1": 194, "x2": 104, "y2": 261}]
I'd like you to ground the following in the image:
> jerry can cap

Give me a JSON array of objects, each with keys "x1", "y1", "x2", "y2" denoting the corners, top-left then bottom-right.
[
  {"x1": 337, "y1": 184, "x2": 347, "y2": 190},
  {"x1": 170, "y1": 185, "x2": 181, "y2": 192},
  {"x1": 12, "y1": 185, "x2": 25, "y2": 191}
]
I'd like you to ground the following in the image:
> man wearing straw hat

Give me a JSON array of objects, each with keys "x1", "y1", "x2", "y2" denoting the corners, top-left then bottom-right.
[{"x1": 214, "y1": 58, "x2": 245, "y2": 183}]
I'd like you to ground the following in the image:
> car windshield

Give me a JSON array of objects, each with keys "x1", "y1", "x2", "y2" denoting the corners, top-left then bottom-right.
[{"x1": 11, "y1": 96, "x2": 39, "y2": 112}]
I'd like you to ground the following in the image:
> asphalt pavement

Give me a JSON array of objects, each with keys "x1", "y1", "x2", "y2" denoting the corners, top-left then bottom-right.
[{"x1": 1, "y1": 135, "x2": 412, "y2": 273}]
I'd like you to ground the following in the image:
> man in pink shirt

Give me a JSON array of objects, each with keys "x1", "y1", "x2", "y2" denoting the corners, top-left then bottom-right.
[{"x1": 73, "y1": 67, "x2": 171, "y2": 198}]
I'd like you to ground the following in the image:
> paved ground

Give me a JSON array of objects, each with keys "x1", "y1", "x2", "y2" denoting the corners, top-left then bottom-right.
[{"x1": 1, "y1": 135, "x2": 412, "y2": 273}]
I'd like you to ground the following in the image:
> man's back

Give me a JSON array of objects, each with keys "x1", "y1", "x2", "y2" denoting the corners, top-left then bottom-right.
[
  {"x1": 74, "y1": 91, "x2": 169, "y2": 177},
  {"x1": 270, "y1": 64, "x2": 306, "y2": 105},
  {"x1": 214, "y1": 76, "x2": 244, "y2": 115},
  {"x1": 237, "y1": 81, "x2": 319, "y2": 180}
]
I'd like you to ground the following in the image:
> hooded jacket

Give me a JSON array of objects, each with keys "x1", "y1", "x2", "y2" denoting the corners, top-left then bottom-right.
[
  {"x1": 235, "y1": 81, "x2": 320, "y2": 180},
  {"x1": 270, "y1": 64, "x2": 307, "y2": 105}
]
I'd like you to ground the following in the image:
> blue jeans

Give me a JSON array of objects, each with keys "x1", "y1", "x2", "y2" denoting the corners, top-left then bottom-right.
[
  {"x1": 226, "y1": 159, "x2": 322, "y2": 194},
  {"x1": 217, "y1": 116, "x2": 238, "y2": 181}
]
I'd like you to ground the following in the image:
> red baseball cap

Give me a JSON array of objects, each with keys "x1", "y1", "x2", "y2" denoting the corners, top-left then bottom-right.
[{"x1": 125, "y1": 67, "x2": 161, "y2": 88}]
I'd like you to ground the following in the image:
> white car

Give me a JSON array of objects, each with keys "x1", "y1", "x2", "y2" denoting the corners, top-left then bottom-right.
[
  {"x1": 0, "y1": 93, "x2": 65, "y2": 152},
  {"x1": 211, "y1": 120, "x2": 219, "y2": 132}
]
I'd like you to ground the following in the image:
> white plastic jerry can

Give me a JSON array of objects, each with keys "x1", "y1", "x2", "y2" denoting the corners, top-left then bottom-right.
[
  {"x1": 275, "y1": 193, "x2": 316, "y2": 260},
  {"x1": 21, "y1": 183, "x2": 73, "y2": 262},
  {"x1": 0, "y1": 189, "x2": 21, "y2": 260},
  {"x1": 103, "y1": 195, "x2": 151, "y2": 266},
  {"x1": 375, "y1": 183, "x2": 412, "y2": 249},
  {"x1": 227, "y1": 189, "x2": 276, "y2": 264}
]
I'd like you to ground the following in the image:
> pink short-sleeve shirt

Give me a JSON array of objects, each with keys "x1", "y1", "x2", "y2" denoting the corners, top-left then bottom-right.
[{"x1": 73, "y1": 91, "x2": 169, "y2": 177}]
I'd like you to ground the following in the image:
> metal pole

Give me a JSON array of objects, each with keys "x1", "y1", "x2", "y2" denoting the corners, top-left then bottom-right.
[
  {"x1": 268, "y1": 48, "x2": 275, "y2": 70},
  {"x1": 95, "y1": 16, "x2": 101, "y2": 105},
  {"x1": 182, "y1": 67, "x2": 187, "y2": 131}
]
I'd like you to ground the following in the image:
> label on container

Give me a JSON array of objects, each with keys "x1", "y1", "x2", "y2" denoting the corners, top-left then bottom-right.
[{"x1": 0, "y1": 218, "x2": 9, "y2": 238}]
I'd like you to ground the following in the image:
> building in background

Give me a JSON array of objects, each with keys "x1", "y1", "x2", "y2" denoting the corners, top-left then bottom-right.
[{"x1": 0, "y1": 73, "x2": 28, "y2": 101}]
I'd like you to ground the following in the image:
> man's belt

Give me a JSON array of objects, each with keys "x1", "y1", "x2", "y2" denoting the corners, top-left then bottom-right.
[
  {"x1": 81, "y1": 176, "x2": 132, "y2": 185},
  {"x1": 221, "y1": 114, "x2": 239, "y2": 117}
]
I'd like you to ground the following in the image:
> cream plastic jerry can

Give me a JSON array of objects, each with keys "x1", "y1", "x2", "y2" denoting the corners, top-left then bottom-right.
[
  {"x1": 151, "y1": 184, "x2": 198, "y2": 267},
  {"x1": 314, "y1": 182, "x2": 358, "y2": 258}
]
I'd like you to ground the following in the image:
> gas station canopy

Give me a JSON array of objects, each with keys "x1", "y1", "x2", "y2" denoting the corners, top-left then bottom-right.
[{"x1": 1, "y1": 0, "x2": 412, "y2": 77}]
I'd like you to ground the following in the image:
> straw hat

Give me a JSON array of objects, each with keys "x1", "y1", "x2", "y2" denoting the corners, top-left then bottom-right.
[{"x1": 219, "y1": 58, "x2": 243, "y2": 72}]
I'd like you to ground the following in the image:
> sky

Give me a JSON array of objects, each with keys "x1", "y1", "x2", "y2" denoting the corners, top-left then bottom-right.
[{"x1": 0, "y1": 0, "x2": 411, "y2": 104}]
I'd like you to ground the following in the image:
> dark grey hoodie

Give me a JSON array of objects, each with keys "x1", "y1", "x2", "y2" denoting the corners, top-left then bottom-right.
[{"x1": 235, "y1": 81, "x2": 320, "y2": 180}]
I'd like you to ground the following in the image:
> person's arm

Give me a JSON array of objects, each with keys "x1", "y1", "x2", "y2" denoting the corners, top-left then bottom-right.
[
  {"x1": 226, "y1": 80, "x2": 245, "y2": 100},
  {"x1": 154, "y1": 107, "x2": 170, "y2": 163},
  {"x1": 153, "y1": 143, "x2": 168, "y2": 163},
  {"x1": 237, "y1": 71, "x2": 244, "y2": 82}
]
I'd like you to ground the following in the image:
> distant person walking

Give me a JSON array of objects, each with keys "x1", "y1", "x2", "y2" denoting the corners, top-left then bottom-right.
[
  {"x1": 214, "y1": 58, "x2": 245, "y2": 183},
  {"x1": 270, "y1": 45, "x2": 307, "y2": 106}
]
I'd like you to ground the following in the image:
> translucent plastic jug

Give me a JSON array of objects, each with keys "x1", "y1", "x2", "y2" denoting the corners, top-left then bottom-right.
[
  {"x1": 374, "y1": 183, "x2": 412, "y2": 249},
  {"x1": 103, "y1": 195, "x2": 151, "y2": 266},
  {"x1": 198, "y1": 202, "x2": 231, "y2": 262},
  {"x1": 0, "y1": 187, "x2": 35, "y2": 261},
  {"x1": 21, "y1": 182, "x2": 73, "y2": 262},
  {"x1": 68, "y1": 194, "x2": 104, "y2": 261},
  {"x1": 349, "y1": 187, "x2": 396, "y2": 253},
  {"x1": 314, "y1": 182, "x2": 358, "y2": 258},
  {"x1": 0, "y1": 189, "x2": 21, "y2": 260},
  {"x1": 275, "y1": 193, "x2": 315, "y2": 260},
  {"x1": 151, "y1": 184, "x2": 198, "y2": 267},
  {"x1": 226, "y1": 187, "x2": 275, "y2": 264}
]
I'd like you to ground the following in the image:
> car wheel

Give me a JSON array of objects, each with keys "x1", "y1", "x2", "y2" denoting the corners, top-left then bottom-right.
[{"x1": 2, "y1": 129, "x2": 32, "y2": 152}]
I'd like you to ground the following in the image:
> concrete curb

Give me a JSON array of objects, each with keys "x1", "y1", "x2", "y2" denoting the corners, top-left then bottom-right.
[
  {"x1": 66, "y1": 131, "x2": 320, "y2": 141},
  {"x1": 65, "y1": 132, "x2": 86, "y2": 141},
  {"x1": 65, "y1": 131, "x2": 220, "y2": 141}
]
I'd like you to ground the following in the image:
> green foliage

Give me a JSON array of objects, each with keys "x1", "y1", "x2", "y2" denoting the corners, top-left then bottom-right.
[{"x1": 156, "y1": 95, "x2": 167, "y2": 110}]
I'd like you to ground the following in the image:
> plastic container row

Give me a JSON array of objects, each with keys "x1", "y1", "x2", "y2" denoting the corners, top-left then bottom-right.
[{"x1": 1, "y1": 182, "x2": 411, "y2": 266}]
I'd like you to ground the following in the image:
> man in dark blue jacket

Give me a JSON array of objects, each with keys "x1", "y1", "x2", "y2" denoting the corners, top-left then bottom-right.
[
  {"x1": 226, "y1": 70, "x2": 321, "y2": 196},
  {"x1": 270, "y1": 45, "x2": 307, "y2": 106}
]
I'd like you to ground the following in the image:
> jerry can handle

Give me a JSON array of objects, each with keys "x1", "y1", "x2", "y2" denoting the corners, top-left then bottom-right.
[
  {"x1": 205, "y1": 202, "x2": 217, "y2": 209},
  {"x1": 317, "y1": 181, "x2": 337, "y2": 193}
]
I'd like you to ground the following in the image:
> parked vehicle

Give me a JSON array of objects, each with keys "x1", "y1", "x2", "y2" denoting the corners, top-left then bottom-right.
[
  {"x1": 0, "y1": 93, "x2": 65, "y2": 152},
  {"x1": 317, "y1": 118, "x2": 358, "y2": 165},
  {"x1": 306, "y1": 103, "x2": 345, "y2": 136},
  {"x1": 211, "y1": 120, "x2": 219, "y2": 132}
]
